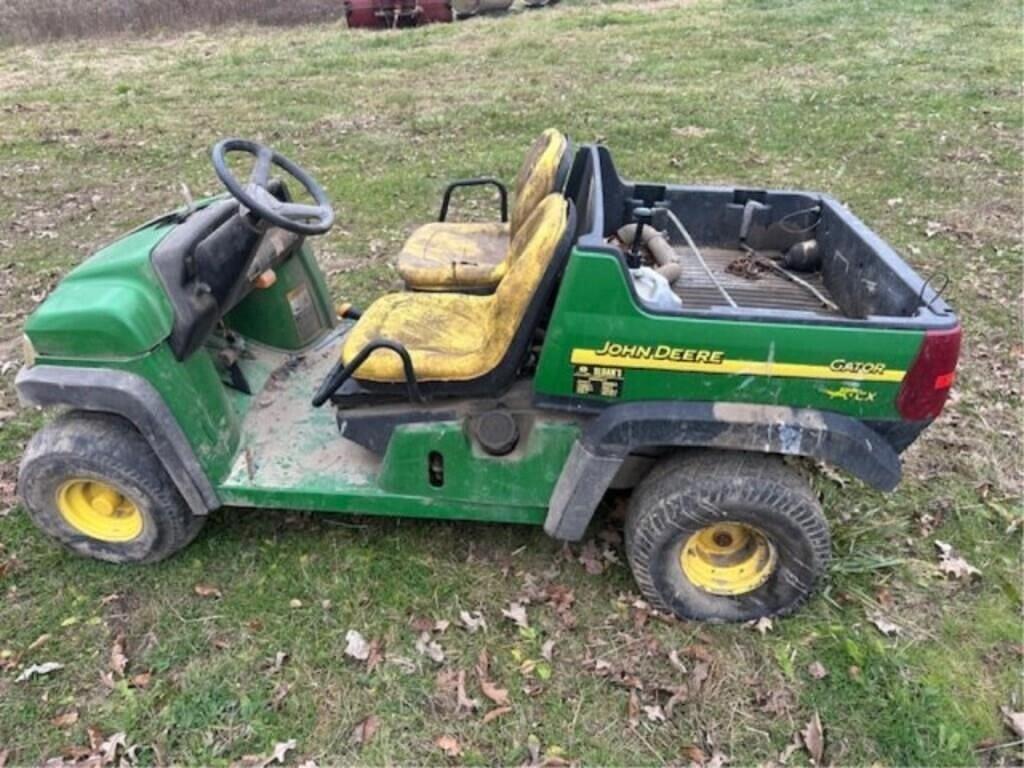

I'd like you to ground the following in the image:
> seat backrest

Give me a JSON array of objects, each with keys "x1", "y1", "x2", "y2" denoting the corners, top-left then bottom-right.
[
  {"x1": 510, "y1": 129, "x2": 571, "y2": 238},
  {"x1": 343, "y1": 193, "x2": 574, "y2": 399},
  {"x1": 491, "y1": 193, "x2": 572, "y2": 349}
]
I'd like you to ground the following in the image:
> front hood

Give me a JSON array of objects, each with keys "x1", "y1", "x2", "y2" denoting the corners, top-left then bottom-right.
[{"x1": 25, "y1": 222, "x2": 177, "y2": 360}]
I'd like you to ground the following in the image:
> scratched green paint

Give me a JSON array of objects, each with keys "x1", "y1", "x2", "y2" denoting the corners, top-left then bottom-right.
[{"x1": 534, "y1": 249, "x2": 926, "y2": 419}]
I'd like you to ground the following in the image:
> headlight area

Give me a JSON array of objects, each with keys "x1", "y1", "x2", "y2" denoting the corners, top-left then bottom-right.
[{"x1": 22, "y1": 334, "x2": 37, "y2": 368}]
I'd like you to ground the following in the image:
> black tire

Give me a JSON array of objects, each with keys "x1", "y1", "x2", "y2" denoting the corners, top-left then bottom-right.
[
  {"x1": 17, "y1": 411, "x2": 204, "y2": 564},
  {"x1": 625, "y1": 451, "x2": 830, "y2": 622}
]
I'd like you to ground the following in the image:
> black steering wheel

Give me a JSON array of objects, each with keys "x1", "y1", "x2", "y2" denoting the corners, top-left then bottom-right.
[{"x1": 212, "y1": 138, "x2": 335, "y2": 236}]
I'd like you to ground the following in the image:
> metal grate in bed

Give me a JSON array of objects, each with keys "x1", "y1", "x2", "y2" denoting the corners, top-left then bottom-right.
[{"x1": 671, "y1": 247, "x2": 837, "y2": 314}]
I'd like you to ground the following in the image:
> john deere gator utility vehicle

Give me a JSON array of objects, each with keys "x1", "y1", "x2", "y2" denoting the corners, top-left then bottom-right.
[{"x1": 15, "y1": 131, "x2": 960, "y2": 621}]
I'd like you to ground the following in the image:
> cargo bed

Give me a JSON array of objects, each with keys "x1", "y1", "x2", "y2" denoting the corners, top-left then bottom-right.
[{"x1": 573, "y1": 146, "x2": 957, "y2": 330}]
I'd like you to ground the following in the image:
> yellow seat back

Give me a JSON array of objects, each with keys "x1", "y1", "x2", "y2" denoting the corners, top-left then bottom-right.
[
  {"x1": 492, "y1": 193, "x2": 570, "y2": 333},
  {"x1": 510, "y1": 129, "x2": 569, "y2": 238}
]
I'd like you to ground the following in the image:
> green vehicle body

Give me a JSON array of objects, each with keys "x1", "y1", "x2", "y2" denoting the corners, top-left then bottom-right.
[
  {"x1": 533, "y1": 249, "x2": 922, "y2": 419},
  {"x1": 22, "y1": 214, "x2": 582, "y2": 523},
  {"x1": 17, "y1": 145, "x2": 959, "y2": 538}
]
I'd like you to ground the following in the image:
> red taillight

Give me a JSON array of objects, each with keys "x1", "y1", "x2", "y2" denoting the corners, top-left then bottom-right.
[{"x1": 896, "y1": 326, "x2": 962, "y2": 420}]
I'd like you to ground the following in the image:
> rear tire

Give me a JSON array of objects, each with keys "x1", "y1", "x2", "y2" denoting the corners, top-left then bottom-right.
[
  {"x1": 625, "y1": 451, "x2": 830, "y2": 622},
  {"x1": 18, "y1": 411, "x2": 204, "y2": 564}
]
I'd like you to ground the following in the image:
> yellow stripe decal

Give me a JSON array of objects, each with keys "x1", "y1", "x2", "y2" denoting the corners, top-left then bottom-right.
[{"x1": 570, "y1": 349, "x2": 906, "y2": 383}]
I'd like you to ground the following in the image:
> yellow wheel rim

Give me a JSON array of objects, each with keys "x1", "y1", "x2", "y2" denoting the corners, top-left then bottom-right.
[
  {"x1": 680, "y1": 522, "x2": 777, "y2": 596},
  {"x1": 56, "y1": 479, "x2": 143, "y2": 543}
]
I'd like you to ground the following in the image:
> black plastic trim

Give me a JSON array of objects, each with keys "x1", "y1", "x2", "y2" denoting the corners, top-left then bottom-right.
[
  {"x1": 543, "y1": 400, "x2": 902, "y2": 541},
  {"x1": 15, "y1": 365, "x2": 220, "y2": 516},
  {"x1": 337, "y1": 409, "x2": 458, "y2": 454},
  {"x1": 315, "y1": 339, "x2": 424, "y2": 407},
  {"x1": 439, "y1": 178, "x2": 509, "y2": 223},
  {"x1": 554, "y1": 138, "x2": 574, "y2": 195}
]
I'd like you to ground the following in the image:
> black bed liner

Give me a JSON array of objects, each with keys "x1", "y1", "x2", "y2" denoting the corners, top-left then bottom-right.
[{"x1": 566, "y1": 145, "x2": 957, "y2": 331}]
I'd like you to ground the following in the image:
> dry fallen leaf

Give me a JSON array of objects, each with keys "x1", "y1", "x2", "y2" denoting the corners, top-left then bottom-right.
[
  {"x1": 758, "y1": 687, "x2": 793, "y2": 716},
  {"x1": 682, "y1": 743, "x2": 707, "y2": 766},
  {"x1": 874, "y1": 585, "x2": 895, "y2": 608},
  {"x1": 689, "y1": 661, "x2": 711, "y2": 696},
  {"x1": 456, "y1": 670, "x2": 480, "y2": 713},
  {"x1": 751, "y1": 616, "x2": 773, "y2": 635},
  {"x1": 627, "y1": 689, "x2": 640, "y2": 729},
  {"x1": 87, "y1": 726, "x2": 104, "y2": 751},
  {"x1": 801, "y1": 711, "x2": 825, "y2": 766},
  {"x1": 665, "y1": 686, "x2": 688, "y2": 718},
  {"x1": 110, "y1": 634, "x2": 128, "y2": 677},
  {"x1": 263, "y1": 739, "x2": 297, "y2": 767},
  {"x1": 776, "y1": 733, "x2": 803, "y2": 765},
  {"x1": 502, "y1": 601, "x2": 529, "y2": 629},
  {"x1": 26, "y1": 633, "x2": 50, "y2": 652},
  {"x1": 98, "y1": 731, "x2": 130, "y2": 765},
  {"x1": 668, "y1": 649, "x2": 688, "y2": 674},
  {"x1": 540, "y1": 640, "x2": 555, "y2": 661},
  {"x1": 350, "y1": 714, "x2": 380, "y2": 747},
  {"x1": 475, "y1": 649, "x2": 491, "y2": 679},
  {"x1": 193, "y1": 584, "x2": 222, "y2": 599},
  {"x1": 16, "y1": 661, "x2": 64, "y2": 682},
  {"x1": 482, "y1": 705, "x2": 512, "y2": 724},
  {"x1": 643, "y1": 704, "x2": 666, "y2": 723},
  {"x1": 435, "y1": 668, "x2": 461, "y2": 708},
  {"x1": 869, "y1": 613, "x2": 902, "y2": 636},
  {"x1": 458, "y1": 610, "x2": 487, "y2": 633},
  {"x1": 50, "y1": 710, "x2": 79, "y2": 728},
  {"x1": 808, "y1": 661, "x2": 828, "y2": 679},
  {"x1": 130, "y1": 671, "x2": 152, "y2": 688},
  {"x1": 480, "y1": 678, "x2": 509, "y2": 707},
  {"x1": 435, "y1": 735, "x2": 461, "y2": 757},
  {"x1": 415, "y1": 632, "x2": 445, "y2": 664},
  {"x1": 410, "y1": 616, "x2": 434, "y2": 633},
  {"x1": 366, "y1": 640, "x2": 384, "y2": 672},
  {"x1": 578, "y1": 540, "x2": 605, "y2": 575},
  {"x1": 682, "y1": 644, "x2": 714, "y2": 662},
  {"x1": 935, "y1": 540, "x2": 982, "y2": 579},
  {"x1": 1001, "y1": 706, "x2": 1024, "y2": 738},
  {"x1": 344, "y1": 630, "x2": 371, "y2": 662}
]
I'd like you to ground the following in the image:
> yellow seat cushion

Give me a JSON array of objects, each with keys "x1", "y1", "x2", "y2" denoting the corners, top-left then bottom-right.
[
  {"x1": 395, "y1": 221, "x2": 510, "y2": 292},
  {"x1": 345, "y1": 194, "x2": 570, "y2": 383},
  {"x1": 396, "y1": 128, "x2": 569, "y2": 292}
]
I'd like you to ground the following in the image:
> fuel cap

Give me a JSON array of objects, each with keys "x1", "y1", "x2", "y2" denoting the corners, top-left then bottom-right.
[{"x1": 475, "y1": 411, "x2": 519, "y2": 456}]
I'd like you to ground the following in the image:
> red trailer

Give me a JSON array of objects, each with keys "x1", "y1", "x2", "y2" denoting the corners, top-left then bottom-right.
[{"x1": 344, "y1": 0, "x2": 453, "y2": 28}]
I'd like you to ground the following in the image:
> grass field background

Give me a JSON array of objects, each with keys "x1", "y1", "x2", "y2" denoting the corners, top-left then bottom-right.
[{"x1": 0, "y1": 0, "x2": 1021, "y2": 764}]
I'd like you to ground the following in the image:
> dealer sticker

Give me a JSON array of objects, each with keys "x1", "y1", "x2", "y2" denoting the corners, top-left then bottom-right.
[{"x1": 573, "y1": 365, "x2": 624, "y2": 399}]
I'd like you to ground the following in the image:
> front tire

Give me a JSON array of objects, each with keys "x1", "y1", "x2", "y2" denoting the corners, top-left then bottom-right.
[
  {"x1": 18, "y1": 411, "x2": 204, "y2": 563},
  {"x1": 625, "y1": 451, "x2": 830, "y2": 622}
]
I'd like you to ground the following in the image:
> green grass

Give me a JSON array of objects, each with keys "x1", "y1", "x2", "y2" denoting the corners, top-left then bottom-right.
[{"x1": 0, "y1": 0, "x2": 1021, "y2": 764}]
